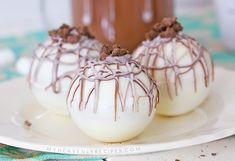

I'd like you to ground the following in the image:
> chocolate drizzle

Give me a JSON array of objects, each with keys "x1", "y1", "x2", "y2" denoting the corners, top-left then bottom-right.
[
  {"x1": 28, "y1": 28, "x2": 101, "y2": 93},
  {"x1": 133, "y1": 33, "x2": 214, "y2": 98},
  {"x1": 67, "y1": 56, "x2": 159, "y2": 121}
]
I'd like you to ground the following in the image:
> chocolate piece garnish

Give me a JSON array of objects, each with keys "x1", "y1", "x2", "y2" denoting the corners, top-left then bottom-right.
[
  {"x1": 211, "y1": 153, "x2": 217, "y2": 156},
  {"x1": 80, "y1": 26, "x2": 95, "y2": 39},
  {"x1": 100, "y1": 44, "x2": 129, "y2": 60},
  {"x1": 48, "y1": 24, "x2": 94, "y2": 44},
  {"x1": 66, "y1": 35, "x2": 80, "y2": 44},
  {"x1": 159, "y1": 28, "x2": 177, "y2": 38},
  {"x1": 146, "y1": 17, "x2": 183, "y2": 40},
  {"x1": 24, "y1": 120, "x2": 32, "y2": 127}
]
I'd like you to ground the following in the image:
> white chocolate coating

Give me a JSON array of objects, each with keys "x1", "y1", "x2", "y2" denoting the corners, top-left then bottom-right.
[
  {"x1": 133, "y1": 33, "x2": 214, "y2": 116},
  {"x1": 28, "y1": 36, "x2": 102, "y2": 115},
  {"x1": 15, "y1": 56, "x2": 32, "y2": 76},
  {"x1": 67, "y1": 56, "x2": 158, "y2": 142}
]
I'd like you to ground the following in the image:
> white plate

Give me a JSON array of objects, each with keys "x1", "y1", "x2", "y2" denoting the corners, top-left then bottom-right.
[{"x1": 0, "y1": 67, "x2": 235, "y2": 156}]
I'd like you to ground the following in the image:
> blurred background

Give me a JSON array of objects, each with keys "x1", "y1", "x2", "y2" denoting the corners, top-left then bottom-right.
[{"x1": 0, "y1": 0, "x2": 235, "y2": 81}]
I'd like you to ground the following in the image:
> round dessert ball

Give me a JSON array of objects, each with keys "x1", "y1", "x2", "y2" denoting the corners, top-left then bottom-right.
[
  {"x1": 28, "y1": 24, "x2": 102, "y2": 115},
  {"x1": 67, "y1": 45, "x2": 159, "y2": 142},
  {"x1": 132, "y1": 17, "x2": 214, "y2": 116}
]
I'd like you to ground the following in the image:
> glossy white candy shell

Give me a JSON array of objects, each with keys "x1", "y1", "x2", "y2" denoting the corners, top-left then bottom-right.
[
  {"x1": 15, "y1": 56, "x2": 32, "y2": 76},
  {"x1": 157, "y1": 80, "x2": 211, "y2": 116},
  {"x1": 29, "y1": 38, "x2": 101, "y2": 115},
  {"x1": 67, "y1": 65, "x2": 158, "y2": 142},
  {"x1": 30, "y1": 52, "x2": 79, "y2": 116},
  {"x1": 31, "y1": 85, "x2": 69, "y2": 115},
  {"x1": 133, "y1": 37, "x2": 214, "y2": 116}
]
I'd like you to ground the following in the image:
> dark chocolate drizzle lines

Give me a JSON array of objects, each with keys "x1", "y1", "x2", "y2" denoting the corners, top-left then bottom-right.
[
  {"x1": 134, "y1": 34, "x2": 214, "y2": 98},
  {"x1": 67, "y1": 57, "x2": 159, "y2": 121},
  {"x1": 28, "y1": 36, "x2": 101, "y2": 93}
]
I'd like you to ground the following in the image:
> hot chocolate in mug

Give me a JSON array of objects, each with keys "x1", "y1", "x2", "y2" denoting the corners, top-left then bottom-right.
[{"x1": 72, "y1": 0, "x2": 173, "y2": 50}]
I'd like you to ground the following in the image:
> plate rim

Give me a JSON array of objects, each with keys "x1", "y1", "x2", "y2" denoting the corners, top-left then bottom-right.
[
  {"x1": 0, "y1": 67, "x2": 235, "y2": 155},
  {"x1": 0, "y1": 127, "x2": 235, "y2": 155}
]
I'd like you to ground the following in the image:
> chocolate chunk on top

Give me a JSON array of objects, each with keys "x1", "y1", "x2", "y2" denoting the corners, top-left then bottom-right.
[
  {"x1": 211, "y1": 153, "x2": 217, "y2": 156},
  {"x1": 24, "y1": 120, "x2": 32, "y2": 127},
  {"x1": 100, "y1": 44, "x2": 129, "y2": 61},
  {"x1": 80, "y1": 26, "x2": 95, "y2": 39},
  {"x1": 48, "y1": 24, "x2": 94, "y2": 44},
  {"x1": 146, "y1": 17, "x2": 183, "y2": 40}
]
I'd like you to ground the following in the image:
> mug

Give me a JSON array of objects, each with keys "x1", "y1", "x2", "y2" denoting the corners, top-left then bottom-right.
[{"x1": 72, "y1": 0, "x2": 173, "y2": 51}]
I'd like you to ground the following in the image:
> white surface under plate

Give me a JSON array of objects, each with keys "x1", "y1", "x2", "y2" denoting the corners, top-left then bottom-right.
[{"x1": 0, "y1": 67, "x2": 234, "y2": 156}]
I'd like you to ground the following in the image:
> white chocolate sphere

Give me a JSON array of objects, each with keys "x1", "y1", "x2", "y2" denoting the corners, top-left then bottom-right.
[
  {"x1": 15, "y1": 56, "x2": 31, "y2": 76},
  {"x1": 28, "y1": 36, "x2": 102, "y2": 115},
  {"x1": 133, "y1": 33, "x2": 214, "y2": 116},
  {"x1": 67, "y1": 56, "x2": 158, "y2": 142}
]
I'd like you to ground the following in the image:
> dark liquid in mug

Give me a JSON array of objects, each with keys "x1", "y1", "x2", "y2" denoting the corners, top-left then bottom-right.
[{"x1": 73, "y1": 0, "x2": 173, "y2": 51}]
